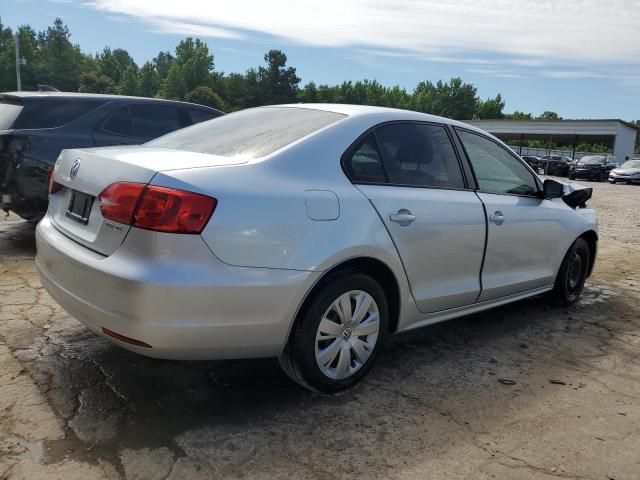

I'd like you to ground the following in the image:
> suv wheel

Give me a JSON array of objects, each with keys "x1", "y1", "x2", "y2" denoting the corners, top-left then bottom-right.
[{"x1": 279, "y1": 271, "x2": 388, "y2": 392}]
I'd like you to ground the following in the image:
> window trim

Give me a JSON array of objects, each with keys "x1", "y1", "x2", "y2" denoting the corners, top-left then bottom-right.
[
  {"x1": 340, "y1": 120, "x2": 475, "y2": 192},
  {"x1": 453, "y1": 127, "x2": 543, "y2": 198}
]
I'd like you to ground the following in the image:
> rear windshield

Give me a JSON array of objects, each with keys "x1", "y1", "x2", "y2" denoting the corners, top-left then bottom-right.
[
  {"x1": 147, "y1": 107, "x2": 346, "y2": 159},
  {"x1": 13, "y1": 99, "x2": 106, "y2": 129},
  {"x1": 0, "y1": 99, "x2": 23, "y2": 130}
]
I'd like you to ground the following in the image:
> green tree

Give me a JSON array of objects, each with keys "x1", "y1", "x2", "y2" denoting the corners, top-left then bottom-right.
[
  {"x1": 505, "y1": 111, "x2": 533, "y2": 120},
  {"x1": 257, "y1": 50, "x2": 300, "y2": 105},
  {"x1": 476, "y1": 94, "x2": 505, "y2": 119},
  {"x1": 136, "y1": 61, "x2": 159, "y2": 97},
  {"x1": 538, "y1": 111, "x2": 562, "y2": 120},
  {"x1": 96, "y1": 47, "x2": 137, "y2": 85},
  {"x1": 185, "y1": 85, "x2": 226, "y2": 110},
  {"x1": 160, "y1": 38, "x2": 213, "y2": 100},
  {"x1": 78, "y1": 71, "x2": 115, "y2": 93},
  {"x1": 35, "y1": 18, "x2": 86, "y2": 91}
]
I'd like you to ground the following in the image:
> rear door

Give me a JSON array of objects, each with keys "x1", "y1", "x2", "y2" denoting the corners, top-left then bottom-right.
[
  {"x1": 455, "y1": 128, "x2": 565, "y2": 301},
  {"x1": 345, "y1": 122, "x2": 486, "y2": 313}
]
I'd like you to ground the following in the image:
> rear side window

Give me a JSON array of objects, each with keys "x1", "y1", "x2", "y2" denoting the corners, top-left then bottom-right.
[
  {"x1": 13, "y1": 99, "x2": 104, "y2": 129},
  {"x1": 187, "y1": 109, "x2": 219, "y2": 124},
  {"x1": 100, "y1": 106, "x2": 133, "y2": 136},
  {"x1": 344, "y1": 134, "x2": 386, "y2": 183},
  {"x1": 147, "y1": 107, "x2": 346, "y2": 159},
  {"x1": 374, "y1": 123, "x2": 464, "y2": 188},
  {"x1": 128, "y1": 104, "x2": 182, "y2": 139}
]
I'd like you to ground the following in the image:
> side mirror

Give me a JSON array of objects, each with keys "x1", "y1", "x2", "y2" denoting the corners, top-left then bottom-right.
[{"x1": 542, "y1": 179, "x2": 564, "y2": 199}]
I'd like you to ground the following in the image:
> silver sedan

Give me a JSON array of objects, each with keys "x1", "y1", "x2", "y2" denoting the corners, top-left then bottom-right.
[{"x1": 36, "y1": 105, "x2": 598, "y2": 392}]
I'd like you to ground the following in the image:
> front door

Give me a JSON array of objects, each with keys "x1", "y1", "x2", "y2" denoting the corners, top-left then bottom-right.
[
  {"x1": 343, "y1": 122, "x2": 486, "y2": 313},
  {"x1": 456, "y1": 128, "x2": 566, "y2": 301}
]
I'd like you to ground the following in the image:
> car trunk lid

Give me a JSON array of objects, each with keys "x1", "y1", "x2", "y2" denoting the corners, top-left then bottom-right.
[{"x1": 49, "y1": 146, "x2": 246, "y2": 255}]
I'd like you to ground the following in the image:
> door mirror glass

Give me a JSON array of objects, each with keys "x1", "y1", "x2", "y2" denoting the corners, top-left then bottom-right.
[{"x1": 543, "y1": 179, "x2": 564, "y2": 199}]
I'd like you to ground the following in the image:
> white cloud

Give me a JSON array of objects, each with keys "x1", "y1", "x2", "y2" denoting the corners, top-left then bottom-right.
[{"x1": 86, "y1": 0, "x2": 640, "y2": 65}]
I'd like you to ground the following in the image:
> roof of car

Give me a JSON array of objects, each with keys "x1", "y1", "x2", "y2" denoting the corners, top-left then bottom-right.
[
  {"x1": 0, "y1": 91, "x2": 220, "y2": 111},
  {"x1": 273, "y1": 103, "x2": 482, "y2": 131}
]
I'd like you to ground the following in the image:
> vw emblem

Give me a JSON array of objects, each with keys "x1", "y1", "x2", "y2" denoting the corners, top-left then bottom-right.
[{"x1": 69, "y1": 159, "x2": 81, "y2": 179}]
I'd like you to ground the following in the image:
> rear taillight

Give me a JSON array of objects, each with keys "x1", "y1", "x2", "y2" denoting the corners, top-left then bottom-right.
[
  {"x1": 48, "y1": 167, "x2": 63, "y2": 195},
  {"x1": 98, "y1": 182, "x2": 216, "y2": 234},
  {"x1": 98, "y1": 182, "x2": 146, "y2": 225}
]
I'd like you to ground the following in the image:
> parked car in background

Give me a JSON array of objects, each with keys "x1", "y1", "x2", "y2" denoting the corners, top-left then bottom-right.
[
  {"x1": 0, "y1": 91, "x2": 223, "y2": 220},
  {"x1": 521, "y1": 155, "x2": 541, "y2": 169},
  {"x1": 538, "y1": 155, "x2": 572, "y2": 177},
  {"x1": 609, "y1": 159, "x2": 640, "y2": 184},
  {"x1": 37, "y1": 104, "x2": 598, "y2": 392},
  {"x1": 569, "y1": 155, "x2": 618, "y2": 181}
]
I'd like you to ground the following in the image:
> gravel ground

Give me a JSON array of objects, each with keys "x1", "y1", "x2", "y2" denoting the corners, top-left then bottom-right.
[{"x1": 1, "y1": 179, "x2": 640, "y2": 480}]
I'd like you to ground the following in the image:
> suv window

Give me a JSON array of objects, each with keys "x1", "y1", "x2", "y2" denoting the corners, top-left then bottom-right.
[
  {"x1": 100, "y1": 106, "x2": 133, "y2": 136},
  {"x1": 13, "y1": 99, "x2": 105, "y2": 129},
  {"x1": 457, "y1": 129, "x2": 538, "y2": 196},
  {"x1": 373, "y1": 123, "x2": 464, "y2": 189},
  {"x1": 187, "y1": 108, "x2": 219, "y2": 124},
  {"x1": 129, "y1": 104, "x2": 182, "y2": 139}
]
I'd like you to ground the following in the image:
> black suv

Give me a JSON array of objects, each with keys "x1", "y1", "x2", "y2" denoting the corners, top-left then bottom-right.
[
  {"x1": 0, "y1": 92, "x2": 222, "y2": 220},
  {"x1": 569, "y1": 155, "x2": 618, "y2": 182}
]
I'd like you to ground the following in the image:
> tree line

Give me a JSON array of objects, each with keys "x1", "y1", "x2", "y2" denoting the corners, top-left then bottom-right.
[
  {"x1": 1, "y1": 17, "x2": 552, "y2": 120},
  {"x1": 1, "y1": 17, "x2": 638, "y2": 154}
]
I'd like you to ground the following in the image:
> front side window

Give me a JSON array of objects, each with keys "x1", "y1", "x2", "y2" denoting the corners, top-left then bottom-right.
[{"x1": 457, "y1": 129, "x2": 538, "y2": 196}]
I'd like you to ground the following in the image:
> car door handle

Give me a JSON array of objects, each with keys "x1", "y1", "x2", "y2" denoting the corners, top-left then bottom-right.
[
  {"x1": 489, "y1": 211, "x2": 505, "y2": 226},
  {"x1": 390, "y1": 210, "x2": 416, "y2": 226}
]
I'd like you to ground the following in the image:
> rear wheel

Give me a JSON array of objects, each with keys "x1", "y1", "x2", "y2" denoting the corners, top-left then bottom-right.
[
  {"x1": 568, "y1": 173, "x2": 575, "y2": 180},
  {"x1": 553, "y1": 238, "x2": 590, "y2": 306},
  {"x1": 279, "y1": 271, "x2": 388, "y2": 392}
]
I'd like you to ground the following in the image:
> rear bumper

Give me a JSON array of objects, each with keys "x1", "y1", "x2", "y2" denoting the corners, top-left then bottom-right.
[{"x1": 36, "y1": 215, "x2": 319, "y2": 360}]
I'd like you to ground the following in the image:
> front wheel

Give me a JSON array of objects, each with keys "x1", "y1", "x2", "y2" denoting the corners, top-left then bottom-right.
[
  {"x1": 553, "y1": 238, "x2": 591, "y2": 306},
  {"x1": 568, "y1": 174, "x2": 575, "y2": 180},
  {"x1": 279, "y1": 271, "x2": 388, "y2": 392}
]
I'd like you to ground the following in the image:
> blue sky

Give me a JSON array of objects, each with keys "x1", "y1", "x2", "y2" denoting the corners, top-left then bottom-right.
[{"x1": 2, "y1": 0, "x2": 639, "y2": 120}]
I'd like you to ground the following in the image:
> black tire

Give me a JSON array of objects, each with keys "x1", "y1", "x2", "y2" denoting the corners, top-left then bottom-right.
[
  {"x1": 553, "y1": 238, "x2": 590, "y2": 306},
  {"x1": 568, "y1": 174, "x2": 575, "y2": 180},
  {"x1": 279, "y1": 271, "x2": 389, "y2": 393}
]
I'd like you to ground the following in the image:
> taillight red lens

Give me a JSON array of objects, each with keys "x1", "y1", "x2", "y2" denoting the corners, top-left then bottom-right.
[
  {"x1": 133, "y1": 186, "x2": 217, "y2": 234},
  {"x1": 98, "y1": 182, "x2": 146, "y2": 225},
  {"x1": 48, "y1": 168, "x2": 62, "y2": 194},
  {"x1": 98, "y1": 182, "x2": 216, "y2": 234}
]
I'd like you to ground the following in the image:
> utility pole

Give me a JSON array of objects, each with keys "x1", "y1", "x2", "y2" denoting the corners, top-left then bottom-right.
[{"x1": 14, "y1": 32, "x2": 21, "y2": 91}]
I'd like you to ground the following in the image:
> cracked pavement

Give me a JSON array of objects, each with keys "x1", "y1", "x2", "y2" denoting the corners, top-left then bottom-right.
[{"x1": 1, "y1": 179, "x2": 639, "y2": 479}]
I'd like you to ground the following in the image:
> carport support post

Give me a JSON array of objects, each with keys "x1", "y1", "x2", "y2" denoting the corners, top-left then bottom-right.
[
  {"x1": 572, "y1": 135, "x2": 577, "y2": 161},
  {"x1": 519, "y1": 134, "x2": 524, "y2": 155},
  {"x1": 546, "y1": 135, "x2": 553, "y2": 174},
  {"x1": 14, "y1": 32, "x2": 21, "y2": 92}
]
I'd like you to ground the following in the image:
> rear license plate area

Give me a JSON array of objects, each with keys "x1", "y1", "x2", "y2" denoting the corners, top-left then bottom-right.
[{"x1": 65, "y1": 190, "x2": 94, "y2": 225}]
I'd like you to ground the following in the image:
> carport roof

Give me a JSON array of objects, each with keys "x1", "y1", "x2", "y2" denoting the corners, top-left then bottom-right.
[{"x1": 466, "y1": 119, "x2": 639, "y2": 135}]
